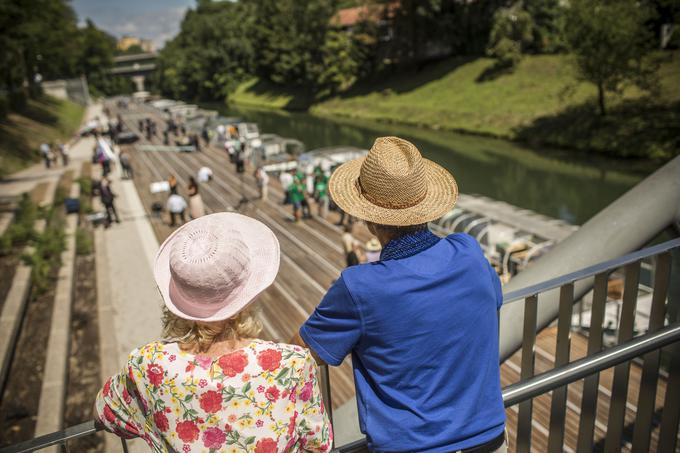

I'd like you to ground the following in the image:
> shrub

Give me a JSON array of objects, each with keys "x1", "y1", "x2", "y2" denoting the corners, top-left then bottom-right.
[{"x1": 76, "y1": 227, "x2": 93, "y2": 255}]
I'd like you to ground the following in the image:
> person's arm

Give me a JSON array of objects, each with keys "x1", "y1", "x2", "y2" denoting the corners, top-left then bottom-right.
[
  {"x1": 94, "y1": 354, "x2": 146, "y2": 439},
  {"x1": 294, "y1": 350, "x2": 333, "y2": 452},
  {"x1": 294, "y1": 275, "x2": 362, "y2": 367}
]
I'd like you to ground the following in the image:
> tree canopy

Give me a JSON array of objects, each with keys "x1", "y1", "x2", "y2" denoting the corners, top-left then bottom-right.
[
  {"x1": 0, "y1": 0, "x2": 123, "y2": 113},
  {"x1": 565, "y1": 0, "x2": 660, "y2": 115}
]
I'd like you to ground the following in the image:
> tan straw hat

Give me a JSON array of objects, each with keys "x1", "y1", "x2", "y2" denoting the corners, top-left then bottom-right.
[{"x1": 329, "y1": 137, "x2": 458, "y2": 226}]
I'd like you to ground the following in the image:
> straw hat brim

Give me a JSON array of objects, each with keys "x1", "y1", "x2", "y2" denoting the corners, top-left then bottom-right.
[
  {"x1": 329, "y1": 157, "x2": 458, "y2": 226},
  {"x1": 154, "y1": 213, "x2": 280, "y2": 322}
]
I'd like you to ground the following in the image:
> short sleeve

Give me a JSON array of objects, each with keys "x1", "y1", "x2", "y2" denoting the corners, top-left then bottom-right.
[
  {"x1": 300, "y1": 275, "x2": 362, "y2": 366},
  {"x1": 294, "y1": 351, "x2": 333, "y2": 452},
  {"x1": 95, "y1": 354, "x2": 147, "y2": 439}
]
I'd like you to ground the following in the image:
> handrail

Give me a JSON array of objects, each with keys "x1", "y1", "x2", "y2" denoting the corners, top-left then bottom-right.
[
  {"x1": 502, "y1": 323, "x2": 680, "y2": 406},
  {"x1": 3, "y1": 240, "x2": 679, "y2": 453},
  {"x1": 0, "y1": 420, "x2": 100, "y2": 453},
  {"x1": 502, "y1": 237, "x2": 680, "y2": 304},
  {"x1": 331, "y1": 323, "x2": 680, "y2": 452},
  {"x1": 7, "y1": 324, "x2": 678, "y2": 453}
]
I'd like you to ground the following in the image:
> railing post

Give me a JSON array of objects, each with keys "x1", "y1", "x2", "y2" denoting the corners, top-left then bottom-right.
[
  {"x1": 631, "y1": 253, "x2": 670, "y2": 452},
  {"x1": 319, "y1": 364, "x2": 334, "y2": 449},
  {"x1": 516, "y1": 294, "x2": 537, "y2": 453},
  {"x1": 547, "y1": 283, "x2": 573, "y2": 453},
  {"x1": 604, "y1": 261, "x2": 641, "y2": 453},
  {"x1": 576, "y1": 272, "x2": 608, "y2": 452},
  {"x1": 659, "y1": 285, "x2": 680, "y2": 453}
]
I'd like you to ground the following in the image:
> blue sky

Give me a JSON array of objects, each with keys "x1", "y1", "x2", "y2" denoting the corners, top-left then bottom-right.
[{"x1": 71, "y1": 0, "x2": 196, "y2": 49}]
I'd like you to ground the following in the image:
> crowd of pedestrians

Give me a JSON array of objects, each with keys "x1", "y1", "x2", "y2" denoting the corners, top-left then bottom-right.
[{"x1": 95, "y1": 135, "x2": 507, "y2": 453}]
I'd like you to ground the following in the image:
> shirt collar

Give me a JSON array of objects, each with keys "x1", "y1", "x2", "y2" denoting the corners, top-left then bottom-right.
[{"x1": 379, "y1": 229, "x2": 440, "y2": 261}]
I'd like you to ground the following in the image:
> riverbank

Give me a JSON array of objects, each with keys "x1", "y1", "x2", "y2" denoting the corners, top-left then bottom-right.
[
  {"x1": 0, "y1": 96, "x2": 85, "y2": 178},
  {"x1": 228, "y1": 53, "x2": 680, "y2": 160}
]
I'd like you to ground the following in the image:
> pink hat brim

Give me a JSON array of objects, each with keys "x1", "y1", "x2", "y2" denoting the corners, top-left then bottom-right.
[{"x1": 153, "y1": 213, "x2": 280, "y2": 322}]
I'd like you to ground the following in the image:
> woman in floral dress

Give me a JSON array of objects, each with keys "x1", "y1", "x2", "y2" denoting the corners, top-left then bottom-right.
[{"x1": 95, "y1": 213, "x2": 332, "y2": 452}]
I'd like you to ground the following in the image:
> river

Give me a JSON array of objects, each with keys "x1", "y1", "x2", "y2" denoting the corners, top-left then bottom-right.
[{"x1": 215, "y1": 104, "x2": 657, "y2": 225}]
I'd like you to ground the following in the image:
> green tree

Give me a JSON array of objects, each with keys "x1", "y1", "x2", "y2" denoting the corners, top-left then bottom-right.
[
  {"x1": 525, "y1": 0, "x2": 567, "y2": 53},
  {"x1": 318, "y1": 30, "x2": 361, "y2": 96},
  {"x1": 250, "y1": 0, "x2": 336, "y2": 87},
  {"x1": 157, "y1": 0, "x2": 256, "y2": 101},
  {"x1": 76, "y1": 19, "x2": 117, "y2": 96},
  {"x1": 486, "y1": 3, "x2": 534, "y2": 69},
  {"x1": 565, "y1": 0, "x2": 659, "y2": 115}
]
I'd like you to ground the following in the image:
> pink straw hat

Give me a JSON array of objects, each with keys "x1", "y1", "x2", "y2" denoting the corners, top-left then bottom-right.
[{"x1": 154, "y1": 213, "x2": 280, "y2": 322}]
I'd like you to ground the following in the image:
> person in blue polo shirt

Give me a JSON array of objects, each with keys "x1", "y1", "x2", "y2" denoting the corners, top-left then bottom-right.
[{"x1": 293, "y1": 136, "x2": 506, "y2": 452}]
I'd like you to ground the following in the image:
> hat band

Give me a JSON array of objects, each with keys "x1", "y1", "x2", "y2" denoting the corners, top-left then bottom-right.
[{"x1": 355, "y1": 177, "x2": 427, "y2": 210}]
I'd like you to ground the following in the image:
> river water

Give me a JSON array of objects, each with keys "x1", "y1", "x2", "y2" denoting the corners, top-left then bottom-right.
[{"x1": 217, "y1": 104, "x2": 656, "y2": 225}]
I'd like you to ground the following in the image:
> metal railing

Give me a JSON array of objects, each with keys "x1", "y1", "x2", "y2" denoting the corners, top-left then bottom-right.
[{"x1": 2, "y1": 239, "x2": 679, "y2": 453}]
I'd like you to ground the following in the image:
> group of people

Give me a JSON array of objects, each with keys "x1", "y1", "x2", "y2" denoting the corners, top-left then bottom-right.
[
  {"x1": 40, "y1": 142, "x2": 70, "y2": 169},
  {"x1": 279, "y1": 166, "x2": 330, "y2": 222},
  {"x1": 164, "y1": 167, "x2": 212, "y2": 227},
  {"x1": 95, "y1": 136, "x2": 507, "y2": 453},
  {"x1": 138, "y1": 117, "x2": 158, "y2": 141},
  {"x1": 341, "y1": 223, "x2": 382, "y2": 267}
]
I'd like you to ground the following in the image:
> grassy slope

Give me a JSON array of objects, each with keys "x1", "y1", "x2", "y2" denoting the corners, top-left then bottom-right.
[
  {"x1": 230, "y1": 53, "x2": 680, "y2": 159},
  {"x1": 0, "y1": 96, "x2": 85, "y2": 177}
]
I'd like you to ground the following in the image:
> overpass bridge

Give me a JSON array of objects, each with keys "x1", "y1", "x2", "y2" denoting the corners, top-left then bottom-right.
[{"x1": 109, "y1": 52, "x2": 157, "y2": 91}]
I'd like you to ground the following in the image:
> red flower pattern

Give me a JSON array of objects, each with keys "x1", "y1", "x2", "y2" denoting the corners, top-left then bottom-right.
[
  {"x1": 202, "y1": 427, "x2": 226, "y2": 449},
  {"x1": 217, "y1": 350, "x2": 248, "y2": 377},
  {"x1": 96, "y1": 341, "x2": 331, "y2": 452},
  {"x1": 255, "y1": 437, "x2": 278, "y2": 453},
  {"x1": 154, "y1": 411, "x2": 169, "y2": 432},
  {"x1": 146, "y1": 364, "x2": 164, "y2": 387},
  {"x1": 176, "y1": 420, "x2": 199, "y2": 443},
  {"x1": 257, "y1": 349, "x2": 282, "y2": 372},
  {"x1": 199, "y1": 390, "x2": 222, "y2": 413},
  {"x1": 264, "y1": 386, "x2": 280, "y2": 402}
]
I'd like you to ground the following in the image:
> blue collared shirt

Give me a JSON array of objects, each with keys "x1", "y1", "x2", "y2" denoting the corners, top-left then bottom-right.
[{"x1": 300, "y1": 232, "x2": 505, "y2": 452}]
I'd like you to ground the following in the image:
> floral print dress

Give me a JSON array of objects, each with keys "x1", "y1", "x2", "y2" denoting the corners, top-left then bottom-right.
[{"x1": 96, "y1": 339, "x2": 332, "y2": 453}]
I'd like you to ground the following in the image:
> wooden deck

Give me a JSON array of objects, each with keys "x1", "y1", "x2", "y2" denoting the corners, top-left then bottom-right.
[{"x1": 109, "y1": 102, "x2": 675, "y2": 452}]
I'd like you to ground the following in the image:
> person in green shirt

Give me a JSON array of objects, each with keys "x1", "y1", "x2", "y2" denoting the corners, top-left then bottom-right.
[
  {"x1": 289, "y1": 178, "x2": 308, "y2": 222},
  {"x1": 315, "y1": 174, "x2": 329, "y2": 219}
]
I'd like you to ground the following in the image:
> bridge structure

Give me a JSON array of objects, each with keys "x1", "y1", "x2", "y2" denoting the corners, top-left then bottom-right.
[{"x1": 108, "y1": 52, "x2": 157, "y2": 91}]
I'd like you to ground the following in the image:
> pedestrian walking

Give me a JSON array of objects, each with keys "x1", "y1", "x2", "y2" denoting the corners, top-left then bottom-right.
[
  {"x1": 255, "y1": 166, "x2": 269, "y2": 200},
  {"x1": 100, "y1": 177, "x2": 120, "y2": 226},
  {"x1": 166, "y1": 189, "x2": 188, "y2": 227},
  {"x1": 119, "y1": 151, "x2": 133, "y2": 179},
  {"x1": 315, "y1": 172, "x2": 329, "y2": 218},
  {"x1": 279, "y1": 170, "x2": 294, "y2": 205},
  {"x1": 341, "y1": 224, "x2": 360, "y2": 267},
  {"x1": 235, "y1": 147, "x2": 245, "y2": 174},
  {"x1": 95, "y1": 213, "x2": 332, "y2": 452},
  {"x1": 289, "y1": 176, "x2": 310, "y2": 222},
  {"x1": 40, "y1": 142, "x2": 51, "y2": 168},
  {"x1": 293, "y1": 137, "x2": 506, "y2": 453},
  {"x1": 187, "y1": 177, "x2": 205, "y2": 219},
  {"x1": 168, "y1": 175, "x2": 178, "y2": 194},
  {"x1": 197, "y1": 166, "x2": 213, "y2": 183},
  {"x1": 58, "y1": 142, "x2": 69, "y2": 166}
]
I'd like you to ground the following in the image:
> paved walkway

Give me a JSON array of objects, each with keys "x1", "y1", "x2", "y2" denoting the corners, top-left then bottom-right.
[
  {"x1": 1, "y1": 103, "x2": 163, "y2": 452},
  {"x1": 91, "y1": 109, "x2": 162, "y2": 453}
]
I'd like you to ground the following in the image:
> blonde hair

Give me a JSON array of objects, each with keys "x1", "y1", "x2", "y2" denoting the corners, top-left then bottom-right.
[{"x1": 162, "y1": 307, "x2": 262, "y2": 353}]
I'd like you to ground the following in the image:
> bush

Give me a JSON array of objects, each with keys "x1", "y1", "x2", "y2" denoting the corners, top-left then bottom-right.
[
  {"x1": 0, "y1": 193, "x2": 38, "y2": 255},
  {"x1": 76, "y1": 227, "x2": 93, "y2": 255},
  {"x1": 77, "y1": 176, "x2": 92, "y2": 196},
  {"x1": 24, "y1": 207, "x2": 65, "y2": 295}
]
